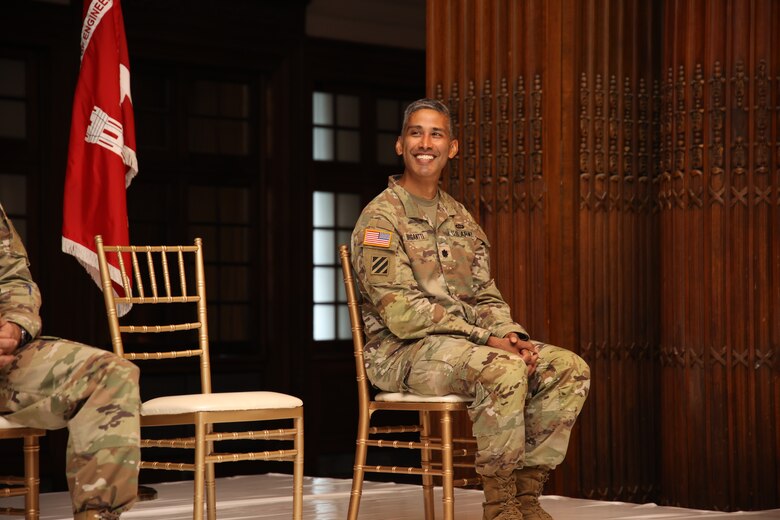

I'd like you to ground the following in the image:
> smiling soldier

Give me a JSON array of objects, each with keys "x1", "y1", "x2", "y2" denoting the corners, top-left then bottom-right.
[{"x1": 351, "y1": 98, "x2": 591, "y2": 520}]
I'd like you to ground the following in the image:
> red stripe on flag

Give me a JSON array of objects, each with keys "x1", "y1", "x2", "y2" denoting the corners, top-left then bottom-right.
[{"x1": 62, "y1": 0, "x2": 137, "y2": 316}]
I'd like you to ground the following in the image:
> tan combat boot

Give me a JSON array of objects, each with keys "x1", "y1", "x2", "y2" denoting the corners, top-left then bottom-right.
[
  {"x1": 73, "y1": 510, "x2": 119, "y2": 520},
  {"x1": 514, "y1": 466, "x2": 553, "y2": 520},
  {"x1": 482, "y1": 474, "x2": 523, "y2": 520}
]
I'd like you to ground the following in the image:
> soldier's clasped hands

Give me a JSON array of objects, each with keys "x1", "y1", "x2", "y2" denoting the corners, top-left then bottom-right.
[{"x1": 0, "y1": 316, "x2": 22, "y2": 368}]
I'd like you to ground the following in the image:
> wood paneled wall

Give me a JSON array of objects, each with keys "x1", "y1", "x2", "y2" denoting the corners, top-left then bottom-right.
[
  {"x1": 574, "y1": 0, "x2": 660, "y2": 506},
  {"x1": 427, "y1": 0, "x2": 779, "y2": 511},
  {"x1": 658, "y1": 0, "x2": 780, "y2": 511}
]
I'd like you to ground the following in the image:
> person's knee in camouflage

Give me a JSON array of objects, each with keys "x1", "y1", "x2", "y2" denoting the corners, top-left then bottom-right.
[{"x1": 3, "y1": 339, "x2": 141, "y2": 518}]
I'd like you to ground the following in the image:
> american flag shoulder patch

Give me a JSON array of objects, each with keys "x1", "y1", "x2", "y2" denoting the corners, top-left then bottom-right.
[{"x1": 363, "y1": 228, "x2": 392, "y2": 248}]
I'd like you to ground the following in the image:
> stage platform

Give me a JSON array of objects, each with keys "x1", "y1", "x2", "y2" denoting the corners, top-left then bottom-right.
[{"x1": 6, "y1": 473, "x2": 780, "y2": 519}]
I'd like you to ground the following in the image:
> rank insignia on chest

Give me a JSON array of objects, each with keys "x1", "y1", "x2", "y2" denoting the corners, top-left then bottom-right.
[
  {"x1": 364, "y1": 228, "x2": 392, "y2": 248},
  {"x1": 370, "y1": 255, "x2": 390, "y2": 275}
]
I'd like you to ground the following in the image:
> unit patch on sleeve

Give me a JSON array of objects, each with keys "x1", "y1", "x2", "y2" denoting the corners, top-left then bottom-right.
[
  {"x1": 364, "y1": 228, "x2": 392, "y2": 248},
  {"x1": 364, "y1": 251, "x2": 395, "y2": 281},
  {"x1": 370, "y1": 255, "x2": 389, "y2": 275}
]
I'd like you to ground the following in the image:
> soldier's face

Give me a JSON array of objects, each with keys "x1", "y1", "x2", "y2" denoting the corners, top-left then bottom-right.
[{"x1": 395, "y1": 109, "x2": 458, "y2": 183}]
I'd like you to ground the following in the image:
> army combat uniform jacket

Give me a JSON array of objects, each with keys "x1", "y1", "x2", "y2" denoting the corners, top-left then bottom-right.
[
  {"x1": 0, "y1": 204, "x2": 140, "y2": 518},
  {"x1": 352, "y1": 176, "x2": 528, "y2": 355},
  {"x1": 352, "y1": 176, "x2": 590, "y2": 476}
]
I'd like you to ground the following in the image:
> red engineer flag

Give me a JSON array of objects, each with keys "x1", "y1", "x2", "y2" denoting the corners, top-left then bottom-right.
[{"x1": 62, "y1": 0, "x2": 137, "y2": 315}]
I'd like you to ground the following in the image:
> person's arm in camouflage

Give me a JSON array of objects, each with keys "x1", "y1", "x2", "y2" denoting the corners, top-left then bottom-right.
[
  {"x1": 0, "y1": 205, "x2": 42, "y2": 367},
  {"x1": 353, "y1": 215, "x2": 493, "y2": 345}
]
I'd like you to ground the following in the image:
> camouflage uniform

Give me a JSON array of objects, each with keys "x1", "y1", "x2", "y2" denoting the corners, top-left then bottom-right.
[
  {"x1": 0, "y1": 204, "x2": 140, "y2": 517},
  {"x1": 352, "y1": 176, "x2": 590, "y2": 477}
]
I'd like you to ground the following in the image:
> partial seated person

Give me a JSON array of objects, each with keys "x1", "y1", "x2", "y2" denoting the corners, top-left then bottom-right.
[{"x1": 0, "y1": 203, "x2": 140, "y2": 520}]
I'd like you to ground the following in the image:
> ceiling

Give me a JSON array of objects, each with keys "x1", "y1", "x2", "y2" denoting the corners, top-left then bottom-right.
[{"x1": 306, "y1": 0, "x2": 426, "y2": 50}]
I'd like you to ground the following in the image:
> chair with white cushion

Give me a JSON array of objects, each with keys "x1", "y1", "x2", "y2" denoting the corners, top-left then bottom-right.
[
  {"x1": 339, "y1": 244, "x2": 479, "y2": 520},
  {"x1": 94, "y1": 236, "x2": 303, "y2": 520},
  {"x1": 0, "y1": 414, "x2": 44, "y2": 520}
]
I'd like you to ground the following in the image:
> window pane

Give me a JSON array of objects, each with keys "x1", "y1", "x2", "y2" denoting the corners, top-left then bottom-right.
[
  {"x1": 191, "y1": 80, "x2": 219, "y2": 116},
  {"x1": 377, "y1": 98, "x2": 399, "y2": 131},
  {"x1": 312, "y1": 92, "x2": 333, "y2": 125},
  {"x1": 313, "y1": 192, "x2": 334, "y2": 227},
  {"x1": 337, "y1": 274, "x2": 346, "y2": 303},
  {"x1": 337, "y1": 304, "x2": 351, "y2": 340},
  {"x1": 377, "y1": 133, "x2": 400, "y2": 165},
  {"x1": 336, "y1": 193, "x2": 361, "y2": 228},
  {"x1": 0, "y1": 100, "x2": 26, "y2": 139},
  {"x1": 313, "y1": 267, "x2": 335, "y2": 302},
  {"x1": 220, "y1": 83, "x2": 249, "y2": 117},
  {"x1": 219, "y1": 188, "x2": 249, "y2": 224},
  {"x1": 313, "y1": 127, "x2": 334, "y2": 161},
  {"x1": 220, "y1": 265, "x2": 249, "y2": 300},
  {"x1": 313, "y1": 229, "x2": 334, "y2": 265},
  {"x1": 336, "y1": 130, "x2": 360, "y2": 162},
  {"x1": 0, "y1": 174, "x2": 26, "y2": 214},
  {"x1": 220, "y1": 227, "x2": 248, "y2": 262},
  {"x1": 217, "y1": 120, "x2": 249, "y2": 156},
  {"x1": 313, "y1": 304, "x2": 335, "y2": 340},
  {"x1": 337, "y1": 95, "x2": 359, "y2": 127},
  {"x1": 188, "y1": 117, "x2": 217, "y2": 153},
  {"x1": 189, "y1": 186, "x2": 217, "y2": 221},
  {"x1": 0, "y1": 59, "x2": 25, "y2": 97},
  {"x1": 336, "y1": 230, "x2": 352, "y2": 262}
]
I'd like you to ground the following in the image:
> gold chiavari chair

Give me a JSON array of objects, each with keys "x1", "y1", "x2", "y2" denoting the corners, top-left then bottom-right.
[
  {"x1": 339, "y1": 244, "x2": 480, "y2": 520},
  {"x1": 0, "y1": 413, "x2": 44, "y2": 520},
  {"x1": 94, "y1": 236, "x2": 304, "y2": 520}
]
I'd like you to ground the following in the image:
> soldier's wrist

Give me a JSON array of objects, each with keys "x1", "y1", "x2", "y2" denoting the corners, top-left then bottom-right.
[{"x1": 11, "y1": 322, "x2": 31, "y2": 347}]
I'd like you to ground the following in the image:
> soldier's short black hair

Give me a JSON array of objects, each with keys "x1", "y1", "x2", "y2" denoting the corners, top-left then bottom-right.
[{"x1": 401, "y1": 98, "x2": 454, "y2": 137}]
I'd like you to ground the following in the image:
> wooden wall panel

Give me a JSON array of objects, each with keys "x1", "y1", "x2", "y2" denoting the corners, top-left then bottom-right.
[
  {"x1": 573, "y1": 0, "x2": 660, "y2": 504},
  {"x1": 658, "y1": 0, "x2": 780, "y2": 511}
]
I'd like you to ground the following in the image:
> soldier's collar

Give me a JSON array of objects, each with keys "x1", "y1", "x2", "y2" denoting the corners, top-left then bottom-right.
[
  {"x1": 388, "y1": 175, "x2": 424, "y2": 219},
  {"x1": 388, "y1": 175, "x2": 458, "y2": 220}
]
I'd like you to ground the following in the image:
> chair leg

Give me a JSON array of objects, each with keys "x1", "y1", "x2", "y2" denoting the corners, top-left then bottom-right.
[
  {"x1": 292, "y1": 415, "x2": 304, "y2": 520},
  {"x1": 205, "y1": 443, "x2": 217, "y2": 520},
  {"x1": 419, "y1": 411, "x2": 435, "y2": 520},
  {"x1": 23, "y1": 434, "x2": 40, "y2": 520},
  {"x1": 193, "y1": 419, "x2": 206, "y2": 520},
  {"x1": 347, "y1": 410, "x2": 371, "y2": 520},
  {"x1": 440, "y1": 411, "x2": 455, "y2": 520}
]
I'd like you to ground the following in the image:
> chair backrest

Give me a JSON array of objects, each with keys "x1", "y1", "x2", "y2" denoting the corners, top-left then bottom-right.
[
  {"x1": 338, "y1": 244, "x2": 372, "y2": 406},
  {"x1": 94, "y1": 235, "x2": 213, "y2": 394}
]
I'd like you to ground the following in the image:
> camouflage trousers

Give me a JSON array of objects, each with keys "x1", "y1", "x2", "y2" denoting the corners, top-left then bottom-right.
[
  {"x1": 0, "y1": 338, "x2": 140, "y2": 516},
  {"x1": 366, "y1": 336, "x2": 591, "y2": 477}
]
